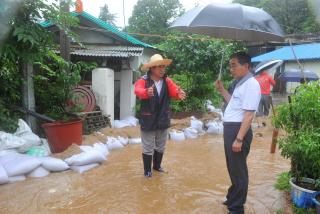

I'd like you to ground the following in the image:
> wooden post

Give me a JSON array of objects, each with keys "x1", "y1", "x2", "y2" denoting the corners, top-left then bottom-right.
[
  {"x1": 270, "y1": 96, "x2": 278, "y2": 153},
  {"x1": 22, "y1": 62, "x2": 37, "y2": 131}
]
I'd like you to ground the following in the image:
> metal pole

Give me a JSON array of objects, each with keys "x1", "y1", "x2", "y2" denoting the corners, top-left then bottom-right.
[{"x1": 59, "y1": 0, "x2": 70, "y2": 61}]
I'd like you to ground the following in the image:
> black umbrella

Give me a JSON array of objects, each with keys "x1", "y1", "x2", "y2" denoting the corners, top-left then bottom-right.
[
  {"x1": 278, "y1": 69, "x2": 319, "y2": 82},
  {"x1": 170, "y1": 3, "x2": 284, "y2": 42},
  {"x1": 254, "y1": 59, "x2": 283, "y2": 75}
]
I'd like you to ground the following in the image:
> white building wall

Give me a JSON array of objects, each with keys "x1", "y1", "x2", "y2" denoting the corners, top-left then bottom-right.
[
  {"x1": 92, "y1": 68, "x2": 114, "y2": 124},
  {"x1": 120, "y1": 69, "x2": 135, "y2": 119}
]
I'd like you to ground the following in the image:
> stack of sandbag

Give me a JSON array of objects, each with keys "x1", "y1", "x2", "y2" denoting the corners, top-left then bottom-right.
[
  {"x1": 0, "y1": 119, "x2": 44, "y2": 154},
  {"x1": 0, "y1": 153, "x2": 44, "y2": 183},
  {"x1": 106, "y1": 137, "x2": 124, "y2": 151},
  {"x1": 190, "y1": 116, "x2": 204, "y2": 134},
  {"x1": 183, "y1": 127, "x2": 199, "y2": 139},
  {"x1": 113, "y1": 116, "x2": 139, "y2": 129},
  {"x1": 205, "y1": 100, "x2": 223, "y2": 119},
  {"x1": 206, "y1": 120, "x2": 224, "y2": 135},
  {"x1": 66, "y1": 142, "x2": 108, "y2": 174}
]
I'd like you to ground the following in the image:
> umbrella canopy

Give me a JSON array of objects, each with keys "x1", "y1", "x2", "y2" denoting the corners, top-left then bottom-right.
[
  {"x1": 254, "y1": 59, "x2": 283, "y2": 75},
  {"x1": 170, "y1": 3, "x2": 284, "y2": 42},
  {"x1": 278, "y1": 69, "x2": 319, "y2": 82}
]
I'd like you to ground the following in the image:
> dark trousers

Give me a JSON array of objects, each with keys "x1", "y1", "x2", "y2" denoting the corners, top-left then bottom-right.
[
  {"x1": 258, "y1": 94, "x2": 271, "y2": 116},
  {"x1": 223, "y1": 122, "x2": 253, "y2": 214}
]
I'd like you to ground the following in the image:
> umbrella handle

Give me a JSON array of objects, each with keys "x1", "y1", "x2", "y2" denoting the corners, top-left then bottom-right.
[{"x1": 218, "y1": 50, "x2": 225, "y2": 80}]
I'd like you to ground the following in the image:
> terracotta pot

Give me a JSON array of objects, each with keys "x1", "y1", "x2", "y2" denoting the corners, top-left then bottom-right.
[{"x1": 42, "y1": 119, "x2": 83, "y2": 153}]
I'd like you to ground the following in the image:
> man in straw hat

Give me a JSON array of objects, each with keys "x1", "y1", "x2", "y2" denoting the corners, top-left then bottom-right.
[{"x1": 135, "y1": 54, "x2": 186, "y2": 177}]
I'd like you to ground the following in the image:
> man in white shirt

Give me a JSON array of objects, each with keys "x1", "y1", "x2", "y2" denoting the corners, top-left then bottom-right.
[{"x1": 215, "y1": 52, "x2": 261, "y2": 214}]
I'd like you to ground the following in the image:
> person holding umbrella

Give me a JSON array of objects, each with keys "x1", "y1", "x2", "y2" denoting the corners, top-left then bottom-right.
[
  {"x1": 134, "y1": 54, "x2": 186, "y2": 178},
  {"x1": 215, "y1": 52, "x2": 261, "y2": 214}
]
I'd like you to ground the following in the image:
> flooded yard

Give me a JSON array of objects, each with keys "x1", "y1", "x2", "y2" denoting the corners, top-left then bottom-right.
[{"x1": 0, "y1": 123, "x2": 289, "y2": 214}]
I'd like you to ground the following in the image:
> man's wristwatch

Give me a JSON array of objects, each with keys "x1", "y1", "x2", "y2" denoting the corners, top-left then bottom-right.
[{"x1": 236, "y1": 138, "x2": 243, "y2": 143}]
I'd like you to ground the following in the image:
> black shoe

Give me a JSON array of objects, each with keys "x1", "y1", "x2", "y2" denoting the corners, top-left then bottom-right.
[
  {"x1": 153, "y1": 150, "x2": 166, "y2": 172},
  {"x1": 142, "y1": 153, "x2": 152, "y2": 177}
]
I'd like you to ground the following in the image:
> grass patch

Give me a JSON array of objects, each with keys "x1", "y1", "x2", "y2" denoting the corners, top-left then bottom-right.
[{"x1": 274, "y1": 171, "x2": 291, "y2": 192}]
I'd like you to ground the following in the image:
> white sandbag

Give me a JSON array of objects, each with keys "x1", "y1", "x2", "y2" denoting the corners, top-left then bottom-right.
[
  {"x1": 79, "y1": 145, "x2": 94, "y2": 153},
  {"x1": 93, "y1": 142, "x2": 109, "y2": 158},
  {"x1": 0, "y1": 164, "x2": 9, "y2": 184},
  {"x1": 169, "y1": 130, "x2": 185, "y2": 141},
  {"x1": 38, "y1": 157, "x2": 69, "y2": 172},
  {"x1": 14, "y1": 119, "x2": 41, "y2": 153},
  {"x1": 129, "y1": 138, "x2": 142, "y2": 144},
  {"x1": 184, "y1": 127, "x2": 198, "y2": 139},
  {"x1": 65, "y1": 150, "x2": 106, "y2": 166},
  {"x1": 0, "y1": 149, "x2": 18, "y2": 157},
  {"x1": 106, "y1": 137, "x2": 124, "y2": 150},
  {"x1": 122, "y1": 116, "x2": 139, "y2": 126},
  {"x1": 0, "y1": 131, "x2": 26, "y2": 151},
  {"x1": 190, "y1": 116, "x2": 204, "y2": 133},
  {"x1": 8, "y1": 175, "x2": 26, "y2": 183},
  {"x1": 107, "y1": 141, "x2": 124, "y2": 150},
  {"x1": 117, "y1": 136, "x2": 129, "y2": 146},
  {"x1": 70, "y1": 163, "x2": 99, "y2": 174},
  {"x1": 27, "y1": 166, "x2": 50, "y2": 178},
  {"x1": 113, "y1": 120, "x2": 130, "y2": 129},
  {"x1": 0, "y1": 153, "x2": 41, "y2": 177},
  {"x1": 206, "y1": 121, "x2": 224, "y2": 135}
]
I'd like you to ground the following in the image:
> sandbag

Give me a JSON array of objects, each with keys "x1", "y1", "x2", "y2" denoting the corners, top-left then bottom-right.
[
  {"x1": 70, "y1": 163, "x2": 99, "y2": 174},
  {"x1": 206, "y1": 121, "x2": 224, "y2": 135},
  {"x1": 14, "y1": 119, "x2": 41, "y2": 153},
  {"x1": 65, "y1": 150, "x2": 106, "y2": 166},
  {"x1": 0, "y1": 131, "x2": 26, "y2": 151},
  {"x1": 129, "y1": 138, "x2": 142, "y2": 144},
  {"x1": 0, "y1": 153, "x2": 41, "y2": 177},
  {"x1": 183, "y1": 127, "x2": 198, "y2": 139},
  {"x1": 113, "y1": 120, "x2": 130, "y2": 129},
  {"x1": 93, "y1": 142, "x2": 109, "y2": 158},
  {"x1": 0, "y1": 163, "x2": 9, "y2": 185},
  {"x1": 26, "y1": 146, "x2": 49, "y2": 157},
  {"x1": 8, "y1": 175, "x2": 26, "y2": 183},
  {"x1": 27, "y1": 166, "x2": 50, "y2": 178},
  {"x1": 106, "y1": 137, "x2": 124, "y2": 150},
  {"x1": 169, "y1": 130, "x2": 185, "y2": 141},
  {"x1": 122, "y1": 116, "x2": 139, "y2": 126},
  {"x1": 118, "y1": 136, "x2": 129, "y2": 146},
  {"x1": 190, "y1": 116, "x2": 204, "y2": 133},
  {"x1": 38, "y1": 157, "x2": 69, "y2": 172}
]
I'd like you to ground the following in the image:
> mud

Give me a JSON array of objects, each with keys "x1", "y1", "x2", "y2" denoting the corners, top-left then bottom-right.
[{"x1": 0, "y1": 119, "x2": 289, "y2": 214}]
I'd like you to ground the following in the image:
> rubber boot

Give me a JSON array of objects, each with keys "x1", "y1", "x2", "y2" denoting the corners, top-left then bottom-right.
[
  {"x1": 153, "y1": 150, "x2": 165, "y2": 172},
  {"x1": 142, "y1": 153, "x2": 152, "y2": 177}
]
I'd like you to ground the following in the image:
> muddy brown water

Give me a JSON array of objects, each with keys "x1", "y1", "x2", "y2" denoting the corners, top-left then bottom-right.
[{"x1": 0, "y1": 128, "x2": 289, "y2": 214}]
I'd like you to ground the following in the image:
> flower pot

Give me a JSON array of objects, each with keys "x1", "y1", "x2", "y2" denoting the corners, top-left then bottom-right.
[
  {"x1": 289, "y1": 177, "x2": 317, "y2": 209},
  {"x1": 312, "y1": 192, "x2": 320, "y2": 214},
  {"x1": 42, "y1": 119, "x2": 83, "y2": 153}
]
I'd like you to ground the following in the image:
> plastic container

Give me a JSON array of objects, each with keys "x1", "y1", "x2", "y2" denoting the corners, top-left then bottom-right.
[
  {"x1": 42, "y1": 120, "x2": 83, "y2": 153},
  {"x1": 312, "y1": 192, "x2": 320, "y2": 214},
  {"x1": 289, "y1": 177, "x2": 317, "y2": 209}
]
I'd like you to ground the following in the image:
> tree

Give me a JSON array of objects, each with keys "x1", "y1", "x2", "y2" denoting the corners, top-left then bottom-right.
[
  {"x1": 99, "y1": 4, "x2": 117, "y2": 26},
  {"x1": 158, "y1": 33, "x2": 246, "y2": 112},
  {"x1": 127, "y1": 0, "x2": 184, "y2": 44},
  {"x1": 233, "y1": 0, "x2": 320, "y2": 34}
]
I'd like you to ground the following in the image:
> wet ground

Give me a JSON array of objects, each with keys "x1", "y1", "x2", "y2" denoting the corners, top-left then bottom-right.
[{"x1": 0, "y1": 122, "x2": 289, "y2": 214}]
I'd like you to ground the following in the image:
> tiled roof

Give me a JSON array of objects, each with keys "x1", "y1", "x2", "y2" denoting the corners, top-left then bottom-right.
[{"x1": 40, "y1": 11, "x2": 155, "y2": 49}]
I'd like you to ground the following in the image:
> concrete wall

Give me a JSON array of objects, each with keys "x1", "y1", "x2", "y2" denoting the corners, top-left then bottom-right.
[
  {"x1": 92, "y1": 68, "x2": 114, "y2": 124},
  {"x1": 284, "y1": 61, "x2": 320, "y2": 93}
]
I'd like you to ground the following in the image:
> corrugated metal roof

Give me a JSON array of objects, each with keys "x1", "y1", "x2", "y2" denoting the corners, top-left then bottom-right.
[
  {"x1": 40, "y1": 11, "x2": 155, "y2": 49},
  {"x1": 69, "y1": 46, "x2": 144, "y2": 57},
  {"x1": 252, "y1": 43, "x2": 320, "y2": 62}
]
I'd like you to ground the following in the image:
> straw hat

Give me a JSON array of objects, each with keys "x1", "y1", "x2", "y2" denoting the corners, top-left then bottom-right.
[{"x1": 141, "y1": 54, "x2": 172, "y2": 71}]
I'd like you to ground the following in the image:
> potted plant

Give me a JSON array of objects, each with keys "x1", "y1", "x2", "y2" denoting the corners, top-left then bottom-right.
[
  {"x1": 312, "y1": 191, "x2": 320, "y2": 213},
  {"x1": 274, "y1": 80, "x2": 320, "y2": 209},
  {"x1": 35, "y1": 51, "x2": 94, "y2": 153}
]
